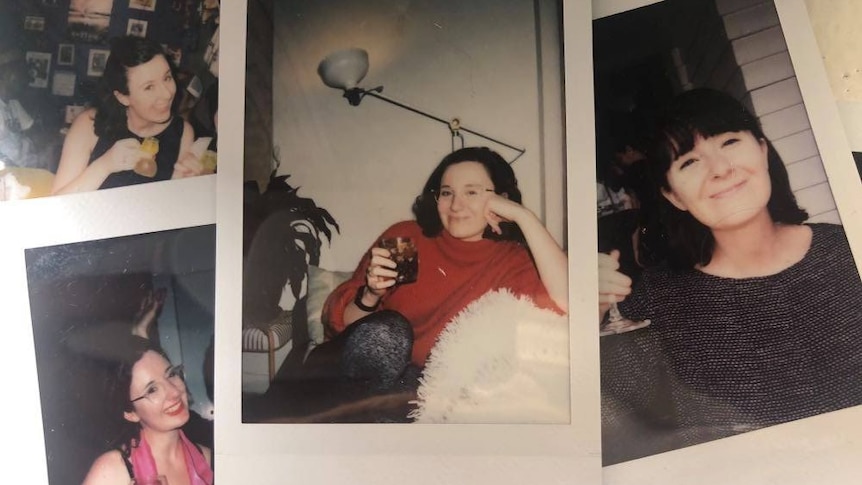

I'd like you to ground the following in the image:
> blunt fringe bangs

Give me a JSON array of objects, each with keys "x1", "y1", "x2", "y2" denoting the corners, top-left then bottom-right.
[{"x1": 645, "y1": 89, "x2": 808, "y2": 269}]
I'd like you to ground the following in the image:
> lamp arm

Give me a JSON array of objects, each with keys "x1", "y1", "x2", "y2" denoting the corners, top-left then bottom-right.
[{"x1": 361, "y1": 89, "x2": 526, "y2": 163}]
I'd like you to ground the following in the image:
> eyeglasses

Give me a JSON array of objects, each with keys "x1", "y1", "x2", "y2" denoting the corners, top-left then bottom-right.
[
  {"x1": 433, "y1": 187, "x2": 494, "y2": 203},
  {"x1": 130, "y1": 364, "x2": 186, "y2": 404}
]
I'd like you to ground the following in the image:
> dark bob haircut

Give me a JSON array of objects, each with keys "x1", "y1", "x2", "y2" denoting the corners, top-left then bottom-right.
[
  {"x1": 645, "y1": 88, "x2": 808, "y2": 269},
  {"x1": 94, "y1": 36, "x2": 178, "y2": 139},
  {"x1": 412, "y1": 147, "x2": 525, "y2": 243}
]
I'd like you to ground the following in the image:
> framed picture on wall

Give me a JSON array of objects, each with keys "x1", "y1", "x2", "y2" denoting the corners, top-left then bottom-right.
[
  {"x1": 127, "y1": 19, "x2": 148, "y2": 38},
  {"x1": 129, "y1": 0, "x2": 156, "y2": 11},
  {"x1": 87, "y1": 49, "x2": 109, "y2": 77},
  {"x1": 51, "y1": 72, "x2": 76, "y2": 97},
  {"x1": 57, "y1": 44, "x2": 75, "y2": 66},
  {"x1": 24, "y1": 16, "x2": 46, "y2": 31},
  {"x1": 67, "y1": 0, "x2": 113, "y2": 43},
  {"x1": 25, "y1": 52, "x2": 51, "y2": 88}
]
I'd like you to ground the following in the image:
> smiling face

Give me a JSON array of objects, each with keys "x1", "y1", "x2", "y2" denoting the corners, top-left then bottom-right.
[
  {"x1": 114, "y1": 54, "x2": 176, "y2": 126},
  {"x1": 662, "y1": 130, "x2": 772, "y2": 231},
  {"x1": 437, "y1": 161, "x2": 495, "y2": 241},
  {"x1": 123, "y1": 350, "x2": 189, "y2": 433}
]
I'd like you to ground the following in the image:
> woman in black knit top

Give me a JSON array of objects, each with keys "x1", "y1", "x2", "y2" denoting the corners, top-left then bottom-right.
[{"x1": 598, "y1": 88, "x2": 862, "y2": 464}]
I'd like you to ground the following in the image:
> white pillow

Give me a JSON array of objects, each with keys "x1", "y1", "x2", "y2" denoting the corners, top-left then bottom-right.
[
  {"x1": 305, "y1": 265, "x2": 352, "y2": 347},
  {"x1": 410, "y1": 289, "x2": 570, "y2": 424}
]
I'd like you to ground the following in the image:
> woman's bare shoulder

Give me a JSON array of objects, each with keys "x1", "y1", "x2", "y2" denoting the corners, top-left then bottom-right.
[
  {"x1": 199, "y1": 443, "x2": 212, "y2": 466},
  {"x1": 67, "y1": 108, "x2": 98, "y2": 140},
  {"x1": 81, "y1": 450, "x2": 129, "y2": 485}
]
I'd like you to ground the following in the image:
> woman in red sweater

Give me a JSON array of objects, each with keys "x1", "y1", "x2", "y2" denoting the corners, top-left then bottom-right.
[{"x1": 315, "y1": 147, "x2": 568, "y2": 404}]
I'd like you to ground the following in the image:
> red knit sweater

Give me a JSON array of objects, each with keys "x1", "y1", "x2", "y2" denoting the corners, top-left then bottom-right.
[{"x1": 322, "y1": 220, "x2": 559, "y2": 366}]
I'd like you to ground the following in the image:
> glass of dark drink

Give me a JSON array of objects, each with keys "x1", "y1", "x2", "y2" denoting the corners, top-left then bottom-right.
[{"x1": 378, "y1": 237, "x2": 418, "y2": 284}]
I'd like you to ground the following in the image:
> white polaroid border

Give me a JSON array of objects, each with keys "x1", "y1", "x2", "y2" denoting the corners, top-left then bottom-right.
[
  {"x1": 214, "y1": 1, "x2": 601, "y2": 484},
  {"x1": 0, "y1": 176, "x2": 215, "y2": 484},
  {"x1": 595, "y1": 0, "x2": 862, "y2": 483}
]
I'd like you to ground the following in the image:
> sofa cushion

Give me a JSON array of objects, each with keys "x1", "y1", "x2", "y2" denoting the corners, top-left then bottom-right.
[{"x1": 306, "y1": 265, "x2": 352, "y2": 347}]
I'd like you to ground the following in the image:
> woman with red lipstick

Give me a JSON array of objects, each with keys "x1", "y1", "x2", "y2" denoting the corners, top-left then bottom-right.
[
  {"x1": 307, "y1": 147, "x2": 567, "y2": 413},
  {"x1": 83, "y1": 337, "x2": 213, "y2": 485},
  {"x1": 52, "y1": 36, "x2": 200, "y2": 194},
  {"x1": 598, "y1": 89, "x2": 862, "y2": 464}
]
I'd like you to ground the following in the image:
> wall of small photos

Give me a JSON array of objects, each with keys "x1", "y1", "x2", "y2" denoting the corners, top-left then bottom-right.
[{"x1": 2, "y1": 0, "x2": 215, "y2": 170}]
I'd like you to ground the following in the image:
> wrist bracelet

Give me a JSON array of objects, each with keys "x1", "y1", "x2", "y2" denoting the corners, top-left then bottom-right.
[{"x1": 353, "y1": 285, "x2": 380, "y2": 312}]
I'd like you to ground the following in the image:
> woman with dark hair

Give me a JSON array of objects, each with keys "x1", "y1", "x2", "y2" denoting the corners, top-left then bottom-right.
[
  {"x1": 82, "y1": 336, "x2": 212, "y2": 484},
  {"x1": 598, "y1": 88, "x2": 862, "y2": 462},
  {"x1": 52, "y1": 36, "x2": 201, "y2": 194},
  {"x1": 312, "y1": 147, "x2": 567, "y2": 403}
]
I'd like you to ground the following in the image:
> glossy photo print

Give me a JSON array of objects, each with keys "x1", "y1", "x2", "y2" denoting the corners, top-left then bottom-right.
[
  {"x1": 240, "y1": 0, "x2": 570, "y2": 426},
  {"x1": 0, "y1": 0, "x2": 218, "y2": 201},
  {"x1": 594, "y1": 0, "x2": 862, "y2": 472},
  {"x1": 25, "y1": 225, "x2": 215, "y2": 485},
  {"x1": 212, "y1": 0, "x2": 599, "y2": 483}
]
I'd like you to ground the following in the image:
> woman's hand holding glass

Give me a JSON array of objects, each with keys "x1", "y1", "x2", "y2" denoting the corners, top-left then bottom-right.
[
  {"x1": 101, "y1": 138, "x2": 143, "y2": 173},
  {"x1": 598, "y1": 250, "x2": 650, "y2": 335},
  {"x1": 598, "y1": 250, "x2": 633, "y2": 316},
  {"x1": 365, "y1": 247, "x2": 400, "y2": 298}
]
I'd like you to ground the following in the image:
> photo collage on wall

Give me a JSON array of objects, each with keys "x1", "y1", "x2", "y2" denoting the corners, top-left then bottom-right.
[{"x1": 2, "y1": 1, "x2": 862, "y2": 484}]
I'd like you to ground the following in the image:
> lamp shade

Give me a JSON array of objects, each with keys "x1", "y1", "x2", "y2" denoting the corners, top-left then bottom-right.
[{"x1": 317, "y1": 48, "x2": 369, "y2": 90}]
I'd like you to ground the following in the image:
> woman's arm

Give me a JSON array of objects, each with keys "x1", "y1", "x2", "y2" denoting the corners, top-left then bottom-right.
[
  {"x1": 484, "y1": 195, "x2": 568, "y2": 313},
  {"x1": 81, "y1": 450, "x2": 130, "y2": 485},
  {"x1": 52, "y1": 109, "x2": 141, "y2": 195}
]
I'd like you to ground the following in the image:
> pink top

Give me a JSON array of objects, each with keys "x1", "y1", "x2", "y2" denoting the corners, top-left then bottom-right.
[{"x1": 129, "y1": 430, "x2": 213, "y2": 484}]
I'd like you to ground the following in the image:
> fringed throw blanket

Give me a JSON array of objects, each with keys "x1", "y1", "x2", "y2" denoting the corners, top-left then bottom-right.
[{"x1": 410, "y1": 290, "x2": 570, "y2": 424}]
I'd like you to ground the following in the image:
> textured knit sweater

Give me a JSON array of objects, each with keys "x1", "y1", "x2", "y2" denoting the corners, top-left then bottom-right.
[
  {"x1": 602, "y1": 223, "x2": 862, "y2": 463},
  {"x1": 323, "y1": 220, "x2": 557, "y2": 366}
]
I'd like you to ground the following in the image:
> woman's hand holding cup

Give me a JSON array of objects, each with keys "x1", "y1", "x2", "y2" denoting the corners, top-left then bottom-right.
[
  {"x1": 598, "y1": 249, "x2": 632, "y2": 316},
  {"x1": 104, "y1": 138, "x2": 142, "y2": 173},
  {"x1": 365, "y1": 247, "x2": 399, "y2": 297}
]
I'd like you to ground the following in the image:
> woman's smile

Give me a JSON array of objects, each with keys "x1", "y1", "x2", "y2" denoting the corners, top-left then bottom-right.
[
  {"x1": 709, "y1": 179, "x2": 747, "y2": 199},
  {"x1": 164, "y1": 400, "x2": 186, "y2": 417}
]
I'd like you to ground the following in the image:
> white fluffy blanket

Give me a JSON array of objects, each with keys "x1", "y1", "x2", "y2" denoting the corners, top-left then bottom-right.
[{"x1": 410, "y1": 289, "x2": 570, "y2": 424}]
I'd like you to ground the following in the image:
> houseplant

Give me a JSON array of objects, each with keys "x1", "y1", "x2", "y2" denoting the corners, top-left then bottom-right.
[{"x1": 242, "y1": 157, "x2": 339, "y2": 328}]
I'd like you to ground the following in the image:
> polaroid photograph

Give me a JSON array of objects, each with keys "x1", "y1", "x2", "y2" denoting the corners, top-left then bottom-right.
[
  {"x1": 68, "y1": 0, "x2": 113, "y2": 43},
  {"x1": 594, "y1": 0, "x2": 862, "y2": 483},
  {"x1": 24, "y1": 16, "x2": 46, "y2": 31},
  {"x1": 25, "y1": 225, "x2": 215, "y2": 484},
  {"x1": 130, "y1": 0, "x2": 157, "y2": 12},
  {"x1": 25, "y1": 52, "x2": 51, "y2": 89},
  {"x1": 57, "y1": 43, "x2": 75, "y2": 66},
  {"x1": 0, "y1": 175, "x2": 216, "y2": 484},
  {"x1": 87, "y1": 48, "x2": 109, "y2": 77},
  {"x1": 214, "y1": 0, "x2": 600, "y2": 483},
  {"x1": 127, "y1": 18, "x2": 148, "y2": 38}
]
